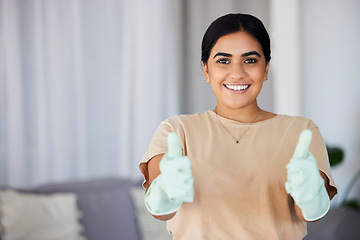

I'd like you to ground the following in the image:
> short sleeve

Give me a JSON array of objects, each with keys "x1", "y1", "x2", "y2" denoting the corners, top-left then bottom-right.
[{"x1": 308, "y1": 121, "x2": 337, "y2": 198}]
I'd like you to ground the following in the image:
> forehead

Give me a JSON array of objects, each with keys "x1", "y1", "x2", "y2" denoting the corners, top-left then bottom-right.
[{"x1": 210, "y1": 31, "x2": 263, "y2": 56}]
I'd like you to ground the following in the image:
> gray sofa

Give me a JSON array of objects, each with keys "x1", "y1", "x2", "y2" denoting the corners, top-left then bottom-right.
[
  {"x1": 31, "y1": 177, "x2": 143, "y2": 240},
  {"x1": 305, "y1": 206, "x2": 360, "y2": 240},
  {"x1": 0, "y1": 177, "x2": 171, "y2": 240},
  {"x1": 1, "y1": 177, "x2": 359, "y2": 240}
]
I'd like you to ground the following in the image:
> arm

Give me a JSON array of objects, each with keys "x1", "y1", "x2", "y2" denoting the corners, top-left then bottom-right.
[
  {"x1": 146, "y1": 154, "x2": 176, "y2": 220},
  {"x1": 294, "y1": 171, "x2": 332, "y2": 222},
  {"x1": 144, "y1": 133, "x2": 194, "y2": 220},
  {"x1": 286, "y1": 130, "x2": 331, "y2": 222}
]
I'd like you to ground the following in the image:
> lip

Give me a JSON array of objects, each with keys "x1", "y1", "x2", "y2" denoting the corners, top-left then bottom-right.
[{"x1": 224, "y1": 84, "x2": 250, "y2": 92}]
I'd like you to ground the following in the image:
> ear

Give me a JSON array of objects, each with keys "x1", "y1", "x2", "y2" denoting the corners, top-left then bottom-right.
[
  {"x1": 264, "y1": 61, "x2": 270, "y2": 82},
  {"x1": 202, "y1": 61, "x2": 210, "y2": 83}
]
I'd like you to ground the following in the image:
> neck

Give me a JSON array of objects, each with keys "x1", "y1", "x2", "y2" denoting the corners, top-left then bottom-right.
[{"x1": 214, "y1": 104, "x2": 261, "y2": 123}]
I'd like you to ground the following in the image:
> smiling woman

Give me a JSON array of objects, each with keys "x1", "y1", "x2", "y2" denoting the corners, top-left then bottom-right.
[
  {"x1": 203, "y1": 31, "x2": 269, "y2": 120},
  {"x1": 139, "y1": 13, "x2": 337, "y2": 240},
  {"x1": 201, "y1": 14, "x2": 271, "y2": 122}
]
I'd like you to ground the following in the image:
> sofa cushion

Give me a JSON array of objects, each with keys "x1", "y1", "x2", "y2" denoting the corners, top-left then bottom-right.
[
  {"x1": 129, "y1": 187, "x2": 172, "y2": 240},
  {"x1": 305, "y1": 207, "x2": 360, "y2": 240},
  {"x1": 0, "y1": 190, "x2": 84, "y2": 240},
  {"x1": 33, "y1": 178, "x2": 142, "y2": 240}
]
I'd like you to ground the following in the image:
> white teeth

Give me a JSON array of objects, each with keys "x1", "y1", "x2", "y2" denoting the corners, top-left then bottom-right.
[{"x1": 225, "y1": 85, "x2": 249, "y2": 91}]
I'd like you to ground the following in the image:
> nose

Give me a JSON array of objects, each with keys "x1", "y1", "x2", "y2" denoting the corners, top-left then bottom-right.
[{"x1": 230, "y1": 63, "x2": 246, "y2": 80}]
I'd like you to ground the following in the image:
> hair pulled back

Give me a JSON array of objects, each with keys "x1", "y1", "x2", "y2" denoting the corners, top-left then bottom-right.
[{"x1": 201, "y1": 13, "x2": 271, "y2": 64}]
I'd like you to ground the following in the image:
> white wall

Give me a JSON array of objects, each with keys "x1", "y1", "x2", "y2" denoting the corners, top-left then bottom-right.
[
  {"x1": 301, "y1": 0, "x2": 360, "y2": 205},
  {"x1": 270, "y1": 0, "x2": 302, "y2": 116}
]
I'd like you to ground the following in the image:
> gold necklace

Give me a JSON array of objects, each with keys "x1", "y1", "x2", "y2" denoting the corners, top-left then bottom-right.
[{"x1": 215, "y1": 108, "x2": 261, "y2": 143}]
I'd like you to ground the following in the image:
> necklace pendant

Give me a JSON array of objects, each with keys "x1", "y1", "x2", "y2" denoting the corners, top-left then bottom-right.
[{"x1": 215, "y1": 108, "x2": 261, "y2": 145}]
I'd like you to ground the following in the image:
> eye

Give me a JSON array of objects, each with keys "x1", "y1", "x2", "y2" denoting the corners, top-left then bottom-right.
[
  {"x1": 244, "y1": 58, "x2": 258, "y2": 64},
  {"x1": 217, "y1": 59, "x2": 231, "y2": 64}
]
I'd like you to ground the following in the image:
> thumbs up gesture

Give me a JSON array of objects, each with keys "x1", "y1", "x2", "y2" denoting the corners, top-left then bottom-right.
[
  {"x1": 285, "y1": 129, "x2": 330, "y2": 221},
  {"x1": 159, "y1": 132, "x2": 194, "y2": 202},
  {"x1": 145, "y1": 133, "x2": 194, "y2": 215}
]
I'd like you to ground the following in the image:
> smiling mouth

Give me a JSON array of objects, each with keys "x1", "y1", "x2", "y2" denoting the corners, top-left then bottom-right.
[{"x1": 224, "y1": 84, "x2": 250, "y2": 91}]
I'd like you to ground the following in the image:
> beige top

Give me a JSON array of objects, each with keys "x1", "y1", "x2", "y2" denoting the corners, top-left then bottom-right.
[{"x1": 139, "y1": 111, "x2": 337, "y2": 240}]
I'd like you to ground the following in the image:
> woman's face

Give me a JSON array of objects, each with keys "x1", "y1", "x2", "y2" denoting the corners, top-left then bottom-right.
[{"x1": 203, "y1": 31, "x2": 269, "y2": 112}]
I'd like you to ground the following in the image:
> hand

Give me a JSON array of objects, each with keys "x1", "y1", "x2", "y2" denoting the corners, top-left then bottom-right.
[
  {"x1": 160, "y1": 132, "x2": 194, "y2": 202},
  {"x1": 145, "y1": 132, "x2": 194, "y2": 215},
  {"x1": 285, "y1": 130, "x2": 322, "y2": 202},
  {"x1": 285, "y1": 129, "x2": 330, "y2": 221}
]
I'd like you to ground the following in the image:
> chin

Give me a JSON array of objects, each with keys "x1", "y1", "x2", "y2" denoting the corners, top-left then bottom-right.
[{"x1": 222, "y1": 99, "x2": 253, "y2": 109}]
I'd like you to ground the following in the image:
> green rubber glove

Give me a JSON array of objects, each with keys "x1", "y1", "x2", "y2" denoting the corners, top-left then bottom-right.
[
  {"x1": 285, "y1": 129, "x2": 330, "y2": 221},
  {"x1": 145, "y1": 132, "x2": 194, "y2": 216}
]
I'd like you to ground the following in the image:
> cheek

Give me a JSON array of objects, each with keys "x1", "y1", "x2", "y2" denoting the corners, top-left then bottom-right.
[
  {"x1": 208, "y1": 67, "x2": 228, "y2": 81},
  {"x1": 249, "y1": 66, "x2": 266, "y2": 80}
]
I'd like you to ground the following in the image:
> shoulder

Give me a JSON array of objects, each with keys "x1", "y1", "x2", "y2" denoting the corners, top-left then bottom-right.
[
  {"x1": 272, "y1": 114, "x2": 318, "y2": 129},
  {"x1": 258, "y1": 114, "x2": 320, "y2": 141},
  {"x1": 155, "y1": 111, "x2": 214, "y2": 142},
  {"x1": 162, "y1": 111, "x2": 213, "y2": 127}
]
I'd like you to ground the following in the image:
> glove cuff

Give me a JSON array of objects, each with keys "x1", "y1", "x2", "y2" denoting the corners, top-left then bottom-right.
[
  {"x1": 298, "y1": 182, "x2": 330, "y2": 221},
  {"x1": 144, "y1": 175, "x2": 183, "y2": 216}
]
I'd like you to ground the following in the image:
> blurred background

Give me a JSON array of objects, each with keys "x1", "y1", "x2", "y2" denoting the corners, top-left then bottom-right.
[{"x1": 0, "y1": 0, "x2": 359, "y2": 208}]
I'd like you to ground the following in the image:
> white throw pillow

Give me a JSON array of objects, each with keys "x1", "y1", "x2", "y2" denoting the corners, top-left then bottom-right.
[
  {"x1": 0, "y1": 190, "x2": 85, "y2": 240},
  {"x1": 129, "y1": 187, "x2": 172, "y2": 240}
]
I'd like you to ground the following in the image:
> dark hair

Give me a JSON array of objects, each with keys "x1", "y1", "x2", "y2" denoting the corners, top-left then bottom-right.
[{"x1": 201, "y1": 13, "x2": 271, "y2": 64}]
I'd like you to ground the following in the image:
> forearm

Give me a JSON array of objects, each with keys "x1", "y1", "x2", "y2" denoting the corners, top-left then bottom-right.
[
  {"x1": 147, "y1": 154, "x2": 163, "y2": 187},
  {"x1": 294, "y1": 171, "x2": 330, "y2": 222},
  {"x1": 153, "y1": 212, "x2": 176, "y2": 220},
  {"x1": 147, "y1": 148, "x2": 195, "y2": 219},
  {"x1": 146, "y1": 154, "x2": 177, "y2": 220}
]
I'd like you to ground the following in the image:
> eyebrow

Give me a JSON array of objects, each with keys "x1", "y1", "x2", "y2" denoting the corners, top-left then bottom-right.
[
  {"x1": 213, "y1": 51, "x2": 261, "y2": 58},
  {"x1": 242, "y1": 51, "x2": 261, "y2": 58},
  {"x1": 213, "y1": 52, "x2": 232, "y2": 58}
]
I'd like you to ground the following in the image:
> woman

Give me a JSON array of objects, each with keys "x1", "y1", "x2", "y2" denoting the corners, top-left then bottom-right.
[{"x1": 139, "y1": 13, "x2": 337, "y2": 239}]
